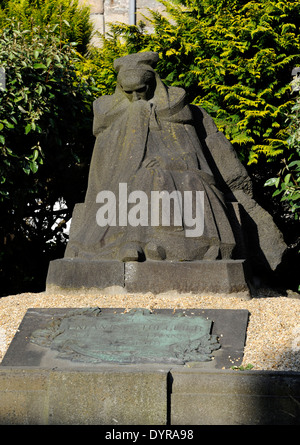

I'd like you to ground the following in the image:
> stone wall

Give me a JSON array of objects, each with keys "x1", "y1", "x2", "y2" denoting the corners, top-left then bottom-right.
[
  {"x1": 79, "y1": 0, "x2": 166, "y2": 45},
  {"x1": 1, "y1": 367, "x2": 300, "y2": 424}
]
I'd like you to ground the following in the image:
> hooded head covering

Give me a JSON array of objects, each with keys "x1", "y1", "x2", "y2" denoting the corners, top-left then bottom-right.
[
  {"x1": 113, "y1": 52, "x2": 159, "y2": 98},
  {"x1": 113, "y1": 51, "x2": 173, "y2": 109},
  {"x1": 114, "y1": 51, "x2": 159, "y2": 75}
]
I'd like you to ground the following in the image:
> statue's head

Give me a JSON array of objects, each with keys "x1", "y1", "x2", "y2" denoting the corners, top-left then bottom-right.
[{"x1": 114, "y1": 52, "x2": 159, "y2": 102}]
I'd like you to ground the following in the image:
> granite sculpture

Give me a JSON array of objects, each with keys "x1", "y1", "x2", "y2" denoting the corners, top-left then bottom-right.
[{"x1": 46, "y1": 51, "x2": 286, "y2": 295}]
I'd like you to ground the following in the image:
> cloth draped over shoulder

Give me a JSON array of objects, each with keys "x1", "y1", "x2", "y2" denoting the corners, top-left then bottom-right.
[{"x1": 66, "y1": 69, "x2": 236, "y2": 261}]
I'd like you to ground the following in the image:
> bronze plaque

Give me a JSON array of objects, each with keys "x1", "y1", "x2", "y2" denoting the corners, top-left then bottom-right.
[{"x1": 30, "y1": 308, "x2": 220, "y2": 364}]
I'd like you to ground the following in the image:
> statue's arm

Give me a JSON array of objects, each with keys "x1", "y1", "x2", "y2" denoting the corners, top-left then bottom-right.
[
  {"x1": 92, "y1": 93, "x2": 127, "y2": 136},
  {"x1": 195, "y1": 106, "x2": 286, "y2": 271},
  {"x1": 195, "y1": 106, "x2": 253, "y2": 197}
]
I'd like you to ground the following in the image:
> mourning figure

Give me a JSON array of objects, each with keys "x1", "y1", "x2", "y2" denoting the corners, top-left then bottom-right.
[
  {"x1": 65, "y1": 52, "x2": 239, "y2": 262},
  {"x1": 52, "y1": 51, "x2": 287, "y2": 293}
]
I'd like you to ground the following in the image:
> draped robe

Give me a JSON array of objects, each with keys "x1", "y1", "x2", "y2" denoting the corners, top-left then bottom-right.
[{"x1": 65, "y1": 77, "x2": 236, "y2": 261}]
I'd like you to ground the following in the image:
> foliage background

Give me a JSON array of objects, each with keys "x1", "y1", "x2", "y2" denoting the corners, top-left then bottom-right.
[
  {"x1": 0, "y1": 0, "x2": 299, "y2": 295},
  {"x1": 0, "y1": 0, "x2": 93, "y2": 53},
  {"x1": 0, "y1": 0, "x2": 96, "y2": 296}
]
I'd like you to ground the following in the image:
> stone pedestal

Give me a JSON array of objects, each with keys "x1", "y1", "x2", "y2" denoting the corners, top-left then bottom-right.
[{"x1": 46, "y1": 258, "x2": 251, "y2": 298}]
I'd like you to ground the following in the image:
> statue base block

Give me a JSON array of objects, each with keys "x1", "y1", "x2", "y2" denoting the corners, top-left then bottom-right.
[{"x1": 46, "y1": 258, "x2": 251, "y2": 298}]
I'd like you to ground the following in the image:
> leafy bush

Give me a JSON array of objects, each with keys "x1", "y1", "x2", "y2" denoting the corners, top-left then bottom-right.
[
  {"x1": 0, "y1": 0, "x2": 93, "y2": 54},
  {"x1": 0, "y1": 19, "x2": 96, "y2": 296},
  {"x1": 98, "y1": 0, "x2": 300, "y2": 164},
  {"x1": 76, "y1": 28, "x2": 128, "y2": 97},
  {"x1": 265, "y1": 77, "x2": 300, "y2": 219}
]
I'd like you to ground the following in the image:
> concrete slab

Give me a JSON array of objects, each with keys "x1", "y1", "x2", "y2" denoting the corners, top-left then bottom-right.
[
  {"x1": 1, "y1": 366, "x2": 299, "y2": 425},
  {"x1": 170, "y1": 369, "x2": 300, "y2": 425},
  {"x1": 125, "y1": 260, "x2": 249, "y2": 295},
  {"x1": 0, "y1": 368, "x2": 49, "y2": 425},
  {"x1": 0, "y1": 367, "x2": 168, "y2": 425},
  {"x1": 46, "y1": 258, "x2": 124, "y2": 291}
]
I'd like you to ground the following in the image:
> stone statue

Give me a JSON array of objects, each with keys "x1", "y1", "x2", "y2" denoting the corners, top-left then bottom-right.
[
  {"x1": 47, "y1": 51, "x2": 287, "y2": 295},
  {"x1": 66, "y1": 52, "x2": 236, "y2": 262}
]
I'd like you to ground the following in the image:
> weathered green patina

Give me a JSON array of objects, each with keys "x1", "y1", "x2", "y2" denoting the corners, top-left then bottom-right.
[{"x1": 30, "y1": 308, "x2": 220, "y2": 364}]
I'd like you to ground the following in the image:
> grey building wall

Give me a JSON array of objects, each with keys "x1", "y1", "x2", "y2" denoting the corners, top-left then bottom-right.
[{"x1": 79, "y1": 0, "x2": 166, "y2": 45}]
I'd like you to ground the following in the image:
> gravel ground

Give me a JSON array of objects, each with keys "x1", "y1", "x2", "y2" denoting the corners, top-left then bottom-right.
[{"x1": 0, "y1": 288, "x2": 300, "y2": 371}]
